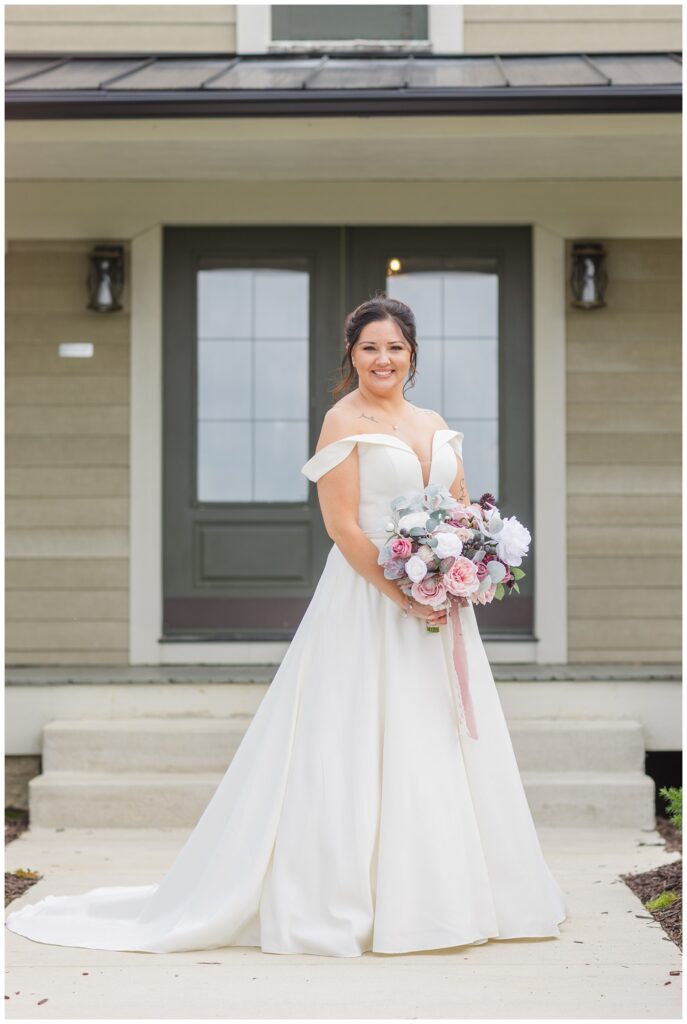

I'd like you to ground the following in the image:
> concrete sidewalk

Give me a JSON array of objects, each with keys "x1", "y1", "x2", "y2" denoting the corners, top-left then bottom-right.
[{"x1": 5, "y1": 824, "x2": 682, "y2": 1019}]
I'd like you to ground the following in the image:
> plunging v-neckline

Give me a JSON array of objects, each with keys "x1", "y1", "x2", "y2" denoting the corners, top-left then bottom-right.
[
  {"x1": 390, "y1": 429, "x2": 440, "y2": 489},
  {"x1": 351, "y1": 429, "x2": 442, "y2": 489}
]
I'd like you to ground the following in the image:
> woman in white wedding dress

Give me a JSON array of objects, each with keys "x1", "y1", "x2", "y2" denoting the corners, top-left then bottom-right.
[{"x1": 6, "y1": 296, "x2": 567, "y2": 958}]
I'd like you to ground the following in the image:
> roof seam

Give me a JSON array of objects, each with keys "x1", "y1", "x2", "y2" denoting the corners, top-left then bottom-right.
[
  {"x1": 578, "y1": 54, "x2": 613, "y2": 86},
  {"x1": 98, "y1": 57, "x2": 157, "y2": 90}
]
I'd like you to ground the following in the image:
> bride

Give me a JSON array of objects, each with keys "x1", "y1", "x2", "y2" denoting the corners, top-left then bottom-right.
[{"x1": 6, "y1": 295, "x2": 567, "y2": 957}]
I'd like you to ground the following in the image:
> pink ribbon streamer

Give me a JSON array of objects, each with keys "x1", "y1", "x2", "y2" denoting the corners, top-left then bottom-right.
[{"x1": 447, "y1": 599, "x2": 479, "y2": 740}]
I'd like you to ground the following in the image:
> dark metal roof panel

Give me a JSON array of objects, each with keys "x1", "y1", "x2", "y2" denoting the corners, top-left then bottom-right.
[
  {"x1": 5, "y1": 57, "x2": 64, "y2": 85},
  {"x1": 405, "y1": 58, "x2": 505, "y2": 89},
  {"x1": 300, "y1": 57, "x2": 408, "y2": 89},
  {"x1": 498, "y1": 55, "x2": 608, "y2": 87},
  {"x1": 6, "y1": 58, "x2": 150, "y2": 90},
  {"x1": 5, "y1": 52, "x2": 681, "y2": 118},
  {"x1": 204, "y1": 58, "x2": 324, "y2": 90},
  {"x1": 107, "y1": 58, "x2": 235, "y2": 91},
  {"x1": 590, "y1": 53, "x2": 683, "y2": 85}
]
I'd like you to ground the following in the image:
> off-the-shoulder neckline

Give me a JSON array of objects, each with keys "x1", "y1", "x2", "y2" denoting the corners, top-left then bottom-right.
[{"x1": 312, "y1": 428, "x2": 462, "y2": 489}]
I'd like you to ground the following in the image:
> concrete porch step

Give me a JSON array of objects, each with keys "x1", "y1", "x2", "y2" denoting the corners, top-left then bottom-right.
[
  {"x1": 42, "y1": 717, "x2": 253, "y2": 774},
  {"x1": 509, "y1": 718, "x2": 646, "y2": 773},
  {"x1": 29, "y1": 766, "x2": 656, "y2": 829},
  {"x1": 30, "y1": 771, "x2": 223, "y2": 829},
  {"x1": 42, "y1": 716, "x2": 648, "y2": 774},
  {"x1": 521, "y1": 770, "x2": 655, "y2": 828}
]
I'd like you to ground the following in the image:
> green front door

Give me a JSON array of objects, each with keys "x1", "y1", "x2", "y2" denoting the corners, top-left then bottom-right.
[
  {"x1": 163, "y1": 225, "x2": 534, "y2": 641},
  {"x1": 346, "y1": 226, "x2": 534, "y2": 637},
  {"x1": 163, "y1": 227, "x2": 341, "y2": 640}
]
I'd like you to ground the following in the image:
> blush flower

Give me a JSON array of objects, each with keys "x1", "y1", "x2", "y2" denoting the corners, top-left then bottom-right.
[
  {"x1": 444, "y1": 556, "x2": 480, "y2": 597},
  {"x1": 475, "y1": 560, "x2": 491, "y2": 582},
  {"x1": 390, "y1": 537, "x2": 412, "y2": 558},
  {"x1": 473, "y1": 583, "x2": 497, "y2": 605},
  {"x1": 411, "y1": 575, "x2": 448, "y2": 608}
]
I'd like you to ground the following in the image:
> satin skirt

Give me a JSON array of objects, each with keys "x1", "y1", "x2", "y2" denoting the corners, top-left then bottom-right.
[{"x1": 6, "y1": 544, "x2": 567, "y2": 956}]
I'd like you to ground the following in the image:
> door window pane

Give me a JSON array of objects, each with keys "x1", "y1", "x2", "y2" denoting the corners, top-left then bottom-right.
[
  {"x1": 197, "y1": 267, "x2": 309, "y2": 502},
  {"x1": 387, "y1": 259, "x2": 500, "y2": 501}
]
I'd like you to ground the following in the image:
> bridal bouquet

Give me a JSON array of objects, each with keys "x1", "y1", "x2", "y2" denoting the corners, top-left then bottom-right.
[
  {"x1": 378, "y1": 484, "x2": 530, "y2": 634},
  {"x1": 378, "y1": 484, "x2": 531, "y2": 742}
]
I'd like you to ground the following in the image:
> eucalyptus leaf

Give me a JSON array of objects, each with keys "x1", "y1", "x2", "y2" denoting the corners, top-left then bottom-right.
[
  {"x1": 487, "y1": 560, "x2": 507, "y2": 583},
  {"x1": 377, "y1": 543, "x2": 394, "y2": 565}
]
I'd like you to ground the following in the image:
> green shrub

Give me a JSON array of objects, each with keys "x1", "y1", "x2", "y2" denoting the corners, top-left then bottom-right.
[{"x1": 659, "y1": 786, "x2": 682, "y2": 830}]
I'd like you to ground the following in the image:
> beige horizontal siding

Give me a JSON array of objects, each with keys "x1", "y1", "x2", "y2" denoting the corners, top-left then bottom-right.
[
  {"x1": 464, "y1": 4, "x2": 682, "y2": 53},
  {"x1": 6, "y1": 467, "x2": 129, "y2": 497},
  {"x1": 4, "y1": 650, "x2": 129, "y2": 666},
  {"x1": 568, "y1": 495, "x2": 680, "y2": 524},
  {"x1": 566, "y1": 238, "x2": 681, "y2": 664},
  {"x1": 6, "y1": 558, "x2": 128, "y2": 589},
  {"x1": 569, "y1": 556, "x2": 680, "y2": 588},
  {"x1": 7, "y1": 621, "x2": 128, "y2": 651},
  {"x1": 568, "y1": 649, "x2": 680, "y2": 663},
  {"x1": 6, "y1": 590, "x2": 128, "y2": 621},
  {"x1": 567, "y1": 433, "x2": 681, "y2": 465},
  {"x1": 6, "y1": 375, "x2": 129, "y2": 406},
  {"x1": 7, "y1": 528, "x2": 128, "y2": 559},
  {"x1": 5, "y1": 4, "x2": 236, "y2": 54},
  {"x1": 5, "y1": 240, "x2": 130, "y2": 665},
  {"x1": 6, "y1": 436, "x2": 129, "y2": 466},
  {"x1": 6, "y1": 497, "x2": 128, "y2": 528},
  {"x1": 568, "y1": 589, "x2": 678, "y2": 619}
]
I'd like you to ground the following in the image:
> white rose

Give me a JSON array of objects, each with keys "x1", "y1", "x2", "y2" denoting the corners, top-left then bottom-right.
[
  {"x1": 433, "y1": 532, "x2": 463, "y2": 559},
  {"x1": 495, "y1": 517, "x2": 531, "y2": 567},
  {"x1": 405, "y1": 555, "x2": 428, "y2": 583},
  {"x1": 398, "y1": 511, "x2": 429, "y2": 532}
]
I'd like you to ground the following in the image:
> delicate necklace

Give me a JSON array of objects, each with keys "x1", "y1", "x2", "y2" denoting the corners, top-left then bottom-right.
[
  {"x1": 356, "y1": 399, "x2": 413, "y2": 432},
  {"x1": 355, "y1": 401, "x2": 433, "y2": 466}
]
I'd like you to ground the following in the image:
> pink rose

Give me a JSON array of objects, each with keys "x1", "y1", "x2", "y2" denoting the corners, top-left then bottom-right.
[
  {"x1": 473, "y1": 583, "x2": 497, "y2": 605},
  {"x1": 390, "y1": 537, "x2": 412, "y2": 558},
  {"x1": 475, "y1": 560, "x2": 490, "y2": 582},
  {"x1": 411, "y1": 575, "x2": 448, "y2": 608},
  {"x1": 444, "y1": 556, "x2": 480, "y2": 597}
]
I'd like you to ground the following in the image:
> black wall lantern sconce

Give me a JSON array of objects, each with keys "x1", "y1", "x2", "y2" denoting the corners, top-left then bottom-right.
[
  {"x1": 570, "y1": 242, "x2": 607, "y2": 310},
  {"x1": 87, "y1": 245, "x2": 124, "y2": 312}
]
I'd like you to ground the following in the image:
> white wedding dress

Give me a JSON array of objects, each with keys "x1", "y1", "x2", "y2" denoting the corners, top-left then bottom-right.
[{"x1": 6, "y1": 428, "x2": 567, "y2": 957}]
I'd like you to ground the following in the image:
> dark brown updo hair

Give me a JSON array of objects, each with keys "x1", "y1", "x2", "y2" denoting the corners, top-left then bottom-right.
[{"x1": 330, "y1": 293, "x2": 418, "y2": 401}]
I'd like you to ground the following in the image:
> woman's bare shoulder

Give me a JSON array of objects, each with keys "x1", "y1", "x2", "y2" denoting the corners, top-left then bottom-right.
[
  {"x1": 316, "y1": 397, "x2": 363, "y2": 451},
  {"x1": 409, "y1": 404, "x2": 449, "y2": 429}
]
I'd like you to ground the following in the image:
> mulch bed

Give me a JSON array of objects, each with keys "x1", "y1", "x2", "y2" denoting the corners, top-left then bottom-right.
[
  {"x1": 5, "y1": 808, "x2": 42, "y2": 908},
  {"x1": 620, "y1": 815, "x2": 682, "y2": 950}
]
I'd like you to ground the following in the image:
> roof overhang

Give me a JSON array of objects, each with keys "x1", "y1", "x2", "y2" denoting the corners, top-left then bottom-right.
[{"x1": 5, "y1": 51, "x2": 682, "y2": 120}]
